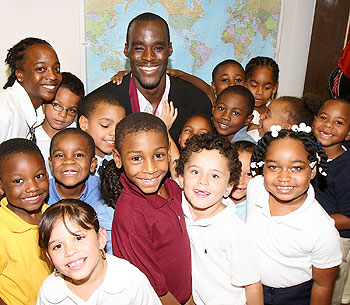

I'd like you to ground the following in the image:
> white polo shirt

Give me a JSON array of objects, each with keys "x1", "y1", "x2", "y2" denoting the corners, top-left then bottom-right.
[
  {"x1": 0, "y1": 81, "x2": 44, "y2": 143},
  {"x1": 36, "y1": 254, "x2": 161, "y2": 305},
  {"x1": 182, "y1": 194, "x2": 261, "y2": 305},
  {"x1": 246, "y1": 175, "x2": 342, "y2": 288}
]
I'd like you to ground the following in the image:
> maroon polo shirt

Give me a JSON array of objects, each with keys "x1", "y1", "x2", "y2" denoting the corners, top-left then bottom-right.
[{"x1": 112, "y1": 173, "x2": 192, "y2": 304}]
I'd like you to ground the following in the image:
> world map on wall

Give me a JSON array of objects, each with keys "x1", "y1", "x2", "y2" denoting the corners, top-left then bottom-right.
[{"x1": 85, "y1": 0, "x2": 280, "y2": 92}]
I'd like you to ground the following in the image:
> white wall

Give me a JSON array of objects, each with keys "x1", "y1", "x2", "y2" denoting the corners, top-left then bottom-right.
[
  {"x1": 0, "y1": 0, "x2": 315, "y2": 97},
  {"x1": 276, "y1": 0, "x2": 316, "y2": 97},
  {"x1": 0, "y1": 0, "x2": 85, "y2": 89}
]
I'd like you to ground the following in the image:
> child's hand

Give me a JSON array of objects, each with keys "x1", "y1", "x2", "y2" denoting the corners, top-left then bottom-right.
[
  {"x1": 166, "y1": 68, "x2": 182, "y2": 78},
  {"x1": 156, "y1": 100, "x2": 178, "y2": 131},
  {"x1": 111, "y1": 70, "x2": 131, "y2": 85}
]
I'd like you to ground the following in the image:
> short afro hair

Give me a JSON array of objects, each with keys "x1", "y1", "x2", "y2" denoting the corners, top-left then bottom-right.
[
  {"x1": 0, "y1": 138, "x2": 44, "y2": 175},
  {"x1": 60, "y1": 72, "x2": 85, "y2": 99},
  {"x1": 216, "y1": 85, "x2": 255, "y2": 116},
  {"x1": 50, "y1": 128, "x2": 95, "y2": 158},
  {"x1": 78, "y1": 92, "x2": 124, "y2": 119},
  {"x1": 176, "y1": 133, "x2": 241, "y2": 185},
  {"x1": 115, "y1": 112, "x2": 169, "y2": 153},
  {"x1": 212, "y1": 59, "x2": 244, "y2": 81},
  {"x1": 126, "y1": 12, "x2": 170, "y2": 44}
]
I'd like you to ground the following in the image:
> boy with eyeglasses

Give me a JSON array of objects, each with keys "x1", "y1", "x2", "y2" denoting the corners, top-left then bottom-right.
[{"x1": 35, "y1": 72, "x2": 84, "y2": 175}]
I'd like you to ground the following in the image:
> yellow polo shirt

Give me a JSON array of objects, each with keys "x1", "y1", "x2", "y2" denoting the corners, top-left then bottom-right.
[{"x1": 0, "y1": 197, "x2": 50, "y2": 305}]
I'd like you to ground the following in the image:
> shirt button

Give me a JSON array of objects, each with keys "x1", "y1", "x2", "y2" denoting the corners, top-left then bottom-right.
[{"x1": 178, "y1": 215, "x2": 181, "y2": 220}]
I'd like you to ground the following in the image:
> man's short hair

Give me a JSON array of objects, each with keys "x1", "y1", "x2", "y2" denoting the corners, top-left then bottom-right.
[{"x1": 126, "y1": 12, "x2": 170, "y2": 44}]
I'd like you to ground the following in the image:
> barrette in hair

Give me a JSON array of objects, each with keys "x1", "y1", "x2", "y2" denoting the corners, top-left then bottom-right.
[
  {"x1": 316, "y1": 152, "x2": 321, "y2": 163},
  {"x1": 315, "y1": 141, "x2": 322, "y2": 147},
  {"x1": 309, "y1": 161, "x2": 317, "y2": 169},
  {"x1": 291, "y1": 122, "x2": 312, "y2": 133},
  {"x1": 270, "y1": 125, "x2": 282, "y2": 137},
  {"x1": 318, "y1": 167, "x2": 327, "y2": 177}
]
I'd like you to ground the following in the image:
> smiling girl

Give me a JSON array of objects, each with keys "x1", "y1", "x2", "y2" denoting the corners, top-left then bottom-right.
[
  {"x1": 37, "y1": 199, "x2": 160, "y2": 305},
  {"x1": 0, "y1": 37, "x2": 62, "y2": 142},
  {"x1": 246, "y1": 126, "x2": 342, "y2": 305}
]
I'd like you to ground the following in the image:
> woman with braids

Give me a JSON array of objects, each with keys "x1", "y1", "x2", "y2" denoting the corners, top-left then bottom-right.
[
  {"x1": 245, "y1": 56, "x2": 279, "y2": 132},
  {"x1": 245, "y1": 124, "x2": 342, "y2": 305},
  {"x1": 0, "y1": 37, "x2": 61, "y2": 143}
]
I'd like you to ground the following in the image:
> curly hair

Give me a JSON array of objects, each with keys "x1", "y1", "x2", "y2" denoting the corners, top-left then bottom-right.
[
  {"x1": 251, "y1": 129, "x2": 328, "y2": 176},
  {"x1": 4, "y1": 37, "x2": 51, "y2": 89},
  {"x1": 38, "y1": 199, "x2": 99, "y2": 250},
  {"x1": 99, "y1": 160, "x2": 124, "y2": 209},
  {"x1": 176, "y1": 133, "x2": 241, "y2": 185}
]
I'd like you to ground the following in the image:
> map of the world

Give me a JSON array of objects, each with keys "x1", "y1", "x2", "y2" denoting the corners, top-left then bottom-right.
[{"x1": 85, "y1": 0, "x2": 280, "y2": 92}]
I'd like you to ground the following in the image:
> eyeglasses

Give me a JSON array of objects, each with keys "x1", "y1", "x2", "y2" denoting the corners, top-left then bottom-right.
[{"x1": 51, "y1": 102, "x2": 77, "y2": 117}]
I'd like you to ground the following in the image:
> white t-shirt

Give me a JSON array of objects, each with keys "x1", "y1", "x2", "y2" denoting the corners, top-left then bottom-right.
[
  {"x1": 0, "y1": 81, "x2": 44, "y2": 143},
  {"x1": 182, "y1": 194, "x2": 261, "y2": 305},
  {"x1": 36, "y1": 254, "x2": 161, "y2": 305},
  {"x1": 246, "y1": 175, "x2": 342, "y2": 288}
]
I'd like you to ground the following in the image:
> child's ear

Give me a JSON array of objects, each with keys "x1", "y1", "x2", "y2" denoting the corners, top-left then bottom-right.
[
  {"x1": 272, "y1": 81, "x2": 279, "y2": 95},
  {"x1": 0, "y1": 179, "x2": 4, "y2": 196},
  {"x1": 112, "y1": 148, "x2": 123, "y2": 169},
  {"x1": 97, "y1": 227, "x2": 108, "y2": 250},
  {"x1": 45, "y1": 251, "x2": 53, "y2": 265},
  {"x1": 345, "y1": 129, "x2": 350, "y2": 142},
  {"x1": 244, "y1": 114, "x2": 254, "y2": 126},
  {"x1": 48, "y1": 157, "x2": 53, "y2": 173},
  {"x1": 90, "y1": 157, "x2": 97, "y2": 173},
  {"x1": 178, "y1": 174, "x2": 184, "y2": 189},
  {"x1": 79, "y1": 115, "x2": 88, "y2": 131},
  {"x1": 311, "y1": 165, "x2": 317, "y2": 180},
  {"x1": 211, "y1": 82, "x2": 217, "y2": 97},
  {"x1": 224, "y1": 182, "x2": 234, "y2": 198},
  {"x1": 167, "y1": 142, "x2": 171, "y2": 163}
]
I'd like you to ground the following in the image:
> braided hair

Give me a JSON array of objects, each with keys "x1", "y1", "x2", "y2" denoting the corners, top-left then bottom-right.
[
  {"x1": 4, "y1": 37, "x2": 51, "y2": 89},
  {"x1": 245, "y1": 56, "x2": 279, "y2": 99},
  {"x1": 99, "y1": 160, "x2": 123, "y2": 209},
  {"x1": 251, "y1": 128, "x2": 328, "y2": 177}
]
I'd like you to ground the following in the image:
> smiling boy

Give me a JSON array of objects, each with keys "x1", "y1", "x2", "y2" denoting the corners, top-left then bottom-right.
[
  {"x1": 111, "y1": 112, "x2": 192, "y2": 305},
  {"x1": 46, "y1": 128, "x2": 101, "y2": 208},
  {"x1": 176, "y1": 133, "x2": 263, "y2": 305},
  {"x1": 0, "y1": 138, "x2": 50, "y2": 305},
  {"x1": 212, "y1": 85, "x2": 255, "y2": 143}
]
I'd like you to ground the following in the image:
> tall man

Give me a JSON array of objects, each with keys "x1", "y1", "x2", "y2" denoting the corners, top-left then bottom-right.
[{"x1": 81, "y1": 12, "x2": 212, "y2": 142}]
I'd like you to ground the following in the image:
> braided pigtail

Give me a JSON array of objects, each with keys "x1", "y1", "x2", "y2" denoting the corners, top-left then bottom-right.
[{"x1": 99, "y1": 160, "x2": 124, "y2": 209}]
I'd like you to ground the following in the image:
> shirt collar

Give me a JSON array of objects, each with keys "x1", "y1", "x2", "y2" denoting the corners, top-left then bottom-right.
[
  {"x1": 0, "y1": 197, "x2": 47, "y2": 233},
  {"x1": 182, "y1": 192, "x2": 235, "y2": 226},
  {"x1": 13, "y1": 81, "x2": 45, "y2": 129},
  {"x1": 253, "y1": 177, "x2": 315, "y2": 230},
  {"x1": 120, "y1": 172, "x2": 174, "y2": 208}
]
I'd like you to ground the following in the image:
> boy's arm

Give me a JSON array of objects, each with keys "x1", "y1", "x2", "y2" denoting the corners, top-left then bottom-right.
[
  {"x1": 166, "y1": 69, "x2": 215, "y2": 104},
  {"x1": 155, "y1": 100, "x2": 180, "y2": 181},
  {"x1": 0, "y1": 298, "x2": 7, "y2": 305},
  {"x1": 330, "y1": 214, "x2": 350, "y2": 230},
  {"x1": 244, "y1": 281, "x2": 264, "y2": 305},
  {"x1": 310, "y1": 265, "x2": 338, "y2": 305},
  {"x1": 159, "y1": 291, "x2": 181, "y2": 305}
]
